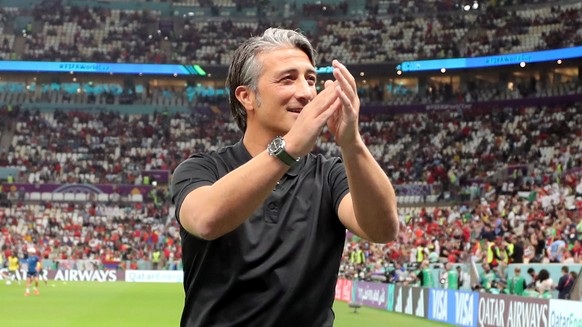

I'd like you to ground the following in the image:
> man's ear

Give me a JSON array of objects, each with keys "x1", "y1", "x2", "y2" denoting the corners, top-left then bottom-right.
[{"x1": 235, "y1": 85, "x2": 254, "y2": 111}]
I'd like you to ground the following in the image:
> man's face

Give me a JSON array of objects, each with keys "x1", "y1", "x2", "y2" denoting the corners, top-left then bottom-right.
[{"x1": 248, "y1": 47, "x2": 317, "y2": 136}]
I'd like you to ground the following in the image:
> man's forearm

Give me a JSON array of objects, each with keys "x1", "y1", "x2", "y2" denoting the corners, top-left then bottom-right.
[
  {"x1": 179, "y1": 151, "x2": 289, "y2": 240},
  {"x1": 341, "y1": 139, "x2": 398, "y2": 242}
]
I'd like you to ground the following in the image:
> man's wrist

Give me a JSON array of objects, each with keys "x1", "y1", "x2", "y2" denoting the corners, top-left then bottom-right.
[
  {"x1": 339, "y1": 137, "x2": 367, "y2": 157},
  {"x1": 267, "y1": 136, "x2": 300, "y2": 166}
]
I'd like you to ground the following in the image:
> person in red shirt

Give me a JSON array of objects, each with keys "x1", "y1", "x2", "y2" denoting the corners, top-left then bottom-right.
[{"x1": 572, "y1": 240, "x2": 582, "y2": 262}]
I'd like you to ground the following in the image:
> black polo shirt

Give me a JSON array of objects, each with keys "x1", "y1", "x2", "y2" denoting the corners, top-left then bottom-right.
[{"x1": 172, "y1": 140, "x2": 349, "y2": 327}]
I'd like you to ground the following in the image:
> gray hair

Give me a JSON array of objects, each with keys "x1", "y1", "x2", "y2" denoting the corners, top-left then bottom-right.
[{"x1": 226, "y1": 27, "x2": 316, "y2": 132}]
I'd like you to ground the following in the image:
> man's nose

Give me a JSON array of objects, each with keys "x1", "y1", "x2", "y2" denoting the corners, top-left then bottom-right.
[{"x1": 295, "y1": 78, "x2": 313, "y2": 103}]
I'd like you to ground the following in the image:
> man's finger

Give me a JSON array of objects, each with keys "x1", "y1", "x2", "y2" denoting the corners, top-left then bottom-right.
[{"x1": 332, "y1": 60, "x2": 356, "y2": 93}]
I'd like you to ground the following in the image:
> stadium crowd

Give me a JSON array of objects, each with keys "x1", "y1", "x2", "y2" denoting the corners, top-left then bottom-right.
[
  {"x1": 0, "y1": 101, "x2": 579, "y2": 193},
  {"x1": 0, "y1": 101, "x2": 580, "y2": 278},
  {"x1": 0, "y1": 200, "x2": 182, "y2": 271}
]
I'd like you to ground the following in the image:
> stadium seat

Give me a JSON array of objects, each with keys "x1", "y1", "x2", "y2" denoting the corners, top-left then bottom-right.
[
  {"x1": 52, "y1": 193, "x2": 64, "y2": 201},
  {"x1": 63, "y1": 193, "x2": 75, "y2": 201},
  {"x1": 74, "y1": 193, "x2": 87, "y2": 202},
  {"x1": 29, "y1": 192, "x2": 41, "y2": 201},
  {"x1": 97, "y1": 193, "x2": 109, "y2": 202},
  {"x1": 41, "y1": 192, "x2": 53, "y2": 201}
]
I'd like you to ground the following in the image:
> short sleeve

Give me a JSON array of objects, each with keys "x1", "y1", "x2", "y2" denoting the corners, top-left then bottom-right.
[
  {"x1": 327, "y1": 158, "x2": 350, "y2": 214},
  {"x1": 171, "y1": 154, "x2": 219, "y2": 223}
]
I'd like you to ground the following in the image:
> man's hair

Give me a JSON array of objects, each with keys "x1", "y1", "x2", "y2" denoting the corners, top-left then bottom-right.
[
  {"x1": 226, "y1": 27, "x2": 316, "y2": 132},
  {"x1": 562, "y1": 266, "x2": 569, "y2": 273}
]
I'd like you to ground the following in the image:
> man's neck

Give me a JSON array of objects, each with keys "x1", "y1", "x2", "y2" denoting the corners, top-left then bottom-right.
[{"x1": 242, "y1": 129, "x2": 279, "y2": 157}]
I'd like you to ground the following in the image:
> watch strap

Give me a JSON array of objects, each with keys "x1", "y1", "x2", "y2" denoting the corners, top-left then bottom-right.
[
  {"x1": 268, "y1": 136, "x2": 300, "y2": 166},
  {"x1": 276, "y1": 148, "x2": 300, "y2": 166}
]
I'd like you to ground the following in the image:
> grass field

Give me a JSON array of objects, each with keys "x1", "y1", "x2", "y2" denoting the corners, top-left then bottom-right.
[{"x1": 0, "y1": 281, "x2": 452, "y2": 326}]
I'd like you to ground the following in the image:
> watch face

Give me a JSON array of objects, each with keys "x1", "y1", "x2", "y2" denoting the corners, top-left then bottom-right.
[{"x1": 268, "y1": 137, "x2": 285, "y2": 155}]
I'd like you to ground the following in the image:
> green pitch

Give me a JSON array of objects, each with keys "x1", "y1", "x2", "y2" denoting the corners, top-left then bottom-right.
[{"x1": 1, "y1": 281, "x2": 452, "y2": 326}]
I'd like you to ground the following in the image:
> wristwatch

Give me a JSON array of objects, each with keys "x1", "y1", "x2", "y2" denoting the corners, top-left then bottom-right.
[{"x1": 267, "y1": 136, "x2": 300, "y2": 166}]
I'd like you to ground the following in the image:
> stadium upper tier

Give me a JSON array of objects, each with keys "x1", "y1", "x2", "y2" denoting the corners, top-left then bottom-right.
[{"x1": 0, "y1": 0, "x2": 580, "y2": 64}]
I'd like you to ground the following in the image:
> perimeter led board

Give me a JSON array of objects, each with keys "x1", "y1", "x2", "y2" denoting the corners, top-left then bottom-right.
[
  {"x1": 399, "y1": 46, "x2": 582, "y2": 72},
  {"x1": 0, "y1": 61, "x2": 207, "y2": 76}
]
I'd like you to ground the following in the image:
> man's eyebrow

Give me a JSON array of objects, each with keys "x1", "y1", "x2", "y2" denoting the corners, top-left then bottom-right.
[{"x1": 275, "y1": 68, "x2": 317, "y2": 76}]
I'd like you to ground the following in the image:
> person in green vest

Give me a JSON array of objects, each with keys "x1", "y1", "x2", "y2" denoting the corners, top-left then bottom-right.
[
  {"x1": 349, "y1": 245, "x2": 365, "y2": 266},
  {"x1": 507, "y1": 266, "x2": 527, "y2": 296},
  {"x1": 6, "y1": 174, "x2": 14, "y2": 184},
  {"x1": 480, "y1": 262, "x2": 497, "y2": 292},
  {"x1": 405, "y1": 214, "x2": 412, "y2": 225},
  {"x1": 504, "y1": 235, "x2": 515, "y2": 263},
  {"x1": 416, "y1": 260, "x2": 435, "y2": 288},
  {"x1": 443, "y1": 263, "x2": 459, "y2": 290},
  {"x1": 152, "y1": 248, "x2": 161, "y2": 270},
  {"x1": 416, "y1": 241, "x2": 428, "y2": 263}
]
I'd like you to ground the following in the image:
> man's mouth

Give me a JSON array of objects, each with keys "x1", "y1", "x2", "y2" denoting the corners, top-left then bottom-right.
[{"x1": 287, "y1": 108, "x2": 302, "y2": 114}]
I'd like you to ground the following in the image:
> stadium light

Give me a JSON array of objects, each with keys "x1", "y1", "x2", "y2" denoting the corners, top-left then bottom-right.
[
  {"x1": 557, "y1": 59, "x2": 562, "y2": 64},
  {"x1": 519, "y1": 62, "x2": 526, "y2": 68},
  {"x1": 463, "y1": 5, "x2": 471, "y2": 11},
  {"x1": 472, "y1": 1, "x2": 479, "y2": 9},
  {"x1": 440, "y1": 68, "x2": 446, "y2": 73}
]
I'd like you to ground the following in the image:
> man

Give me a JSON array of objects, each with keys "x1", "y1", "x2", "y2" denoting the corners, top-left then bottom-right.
[
  {"x1": 416, "y1": 260, "x2": 435, "y2": 288},
  {"x1": 24, "y1": 247, "x2": 40, "y2": 296},
  {"x1": 389, "y1": 261, "x2": 407, "y2": 284},
  {"x1": 441, "y1": 263, "x2": 458, "y2": 290},
  {"x1": 526, "y1": 267, "x2": 537, "y2": 288},
  {"x1": 504, "y1": 235, "x2": 515, "y2": 263},
  {"x1": 507, "y1": 267, "x2": 527, "y2": 296},
  {"x1": 456, "y1": 266, "x2": 466, "y2": 289},
  {"x1": 151, "y1": 247, "x2": 161, "y2": 270},
  {"x1": 171, "y1": 28, "x2": 398, "y2": 326},
  {"x1": 547, "y1": 237, "x2": 566, "y2": 263},
  {"x1": 486, "y1": 237, "x2": 507, "y2": 268},
  {"x1": 7, "y1": 251, "x2": 20, "y2": 285},
  {"x1": 480, "y1": 262, "x2": 497, "y2": 292},
  {"x1": 510, "y1": 235, "x2": 524, "y2": 263},
  {"x1": 555, "y1": 266, "x2": 574, "y2": 299}
]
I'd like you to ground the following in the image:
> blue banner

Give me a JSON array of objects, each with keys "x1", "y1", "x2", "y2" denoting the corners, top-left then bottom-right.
[
  {"x1": 0, "y1": 61, "x2": 207, "y2": 76},
  {"x1": 400, "y1": 46, "x2": 582, "y2": 72},
  {"x1": 429, "y1": 289, "x2": 479, "y2": 327}
]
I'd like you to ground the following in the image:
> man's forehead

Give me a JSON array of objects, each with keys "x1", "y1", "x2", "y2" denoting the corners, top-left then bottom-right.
[{"x1": 257, "y1": 48, "x2": 314, "y2": 71}]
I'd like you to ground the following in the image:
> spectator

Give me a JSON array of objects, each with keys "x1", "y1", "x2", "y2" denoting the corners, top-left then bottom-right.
[
  {"x1": 535, "y1": 269, "x2": 553, "y2": 295},
  {"x1": 508, "y1": 267, "x2": 527, "y2": 296},
  {"x1": 555, "y1": 266, "x2": 575, "y2": 299}
]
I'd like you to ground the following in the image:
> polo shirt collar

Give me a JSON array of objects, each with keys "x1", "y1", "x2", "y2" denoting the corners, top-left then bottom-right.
[{"x1": 233, "y1": 139, "x2": 304, "y2": 177}]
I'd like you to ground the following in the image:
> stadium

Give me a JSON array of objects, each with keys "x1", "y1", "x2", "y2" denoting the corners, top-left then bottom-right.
[{"x1": 0, "y1": 0, "x2": 581, "y2": 326}]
